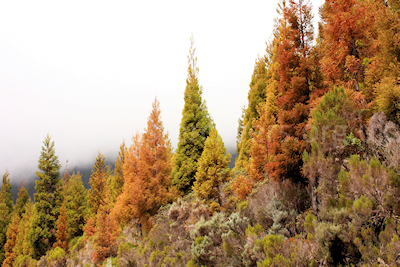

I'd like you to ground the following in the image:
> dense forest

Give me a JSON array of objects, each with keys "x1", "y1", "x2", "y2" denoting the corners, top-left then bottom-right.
[{"x1": 1, "y1": 0, "x2": 400, "y2": 266}]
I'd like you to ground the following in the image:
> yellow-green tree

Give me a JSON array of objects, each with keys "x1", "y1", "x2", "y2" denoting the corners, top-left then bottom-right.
[
  {"x1": 0, "y1": 170, "x2": 13, "y2": 265},
  {"x1": 63, "y1": 172, "x2": 88, "y2": 239},
  {"x1": 89, "y1": 152, "x2": 107, "y2": 215},
  {"x1": 172, "y1": 36, "x2": 213, "y2": 194},
  {"x1": 235, "y1": 56, "x2": 268, "y2": 169},
  {"x1": 30, "y1": 135, "x2": 63, "y2": 259},
  {"x1": 193, "y1": 128, "x2": 231, "y2": 207},
  {"x1": 14, "y1": 181, "x2": 30, "y2": 218}
]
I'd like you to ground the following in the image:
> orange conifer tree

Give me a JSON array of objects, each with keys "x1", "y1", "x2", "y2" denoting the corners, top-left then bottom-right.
[
  {"x1": 53, "y1": 203, "x2": 69, "y2": 251},
  {"x1": 83, "y1": 217, "x2": 96, "y2": 243},
  {"x1": 112, "y1": 98, "x2": 176, "y2": 230},
  {"x1": 3, "y1": 214, "x2": 20, "y2": 267},
  {"x1": 266, "y1": 0, "x2": 314, "y2": 184},
  {"x1": 320, "y1": 0, "x2": 375, "y2": 91},
  {"x1": 93, "y1": 202, "x2": 119, "y2": 265}
]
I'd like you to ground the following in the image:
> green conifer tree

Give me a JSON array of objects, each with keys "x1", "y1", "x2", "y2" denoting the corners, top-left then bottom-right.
[
  {"x1": 193, "y1": 128, "x2": 231, "y2": 207},
  {"x1": 115, "y1": 141, "x2": 126, "y2": 192},
  {"x1": 0, "y1": 170, "x2": 13, "y2": 264},
  {"x1": 14, "y1": 181, "x2": 30, "y2": 218},
  {"x1": 63, "y1": 172, "x2": 88, "y2": 239},
  {"x1": 89, "y1": 152, "x2": 108, "y2": 215},
  {"x1": 29, "y1": 135, "x2": 62, "y2": 259},
  {"x1": 14, "y1": 201, "x2": 35, "y2": 265},
  {"x1": 172, "y1": 36, "x2": 213, "y2": 194},
  {"x1": 235, "y1": 56, "x2": 268, "y2": 169},
  {"x1": 0, "y1": 170, "x2": 13, "y2": 214}
]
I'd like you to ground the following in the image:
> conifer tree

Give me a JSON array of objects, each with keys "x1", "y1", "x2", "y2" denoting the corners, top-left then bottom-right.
[
  {"x1": 3, "y1": 214, "x2": 20, "y2": 267},
  {"x1": 193, "y1": 128, "x2": 231, "y2": 207},
  {"x1": 93, "y1": 198, "x2": 119, "y2": 265},
  {"x1": 14, "y1": 181, "x2": 30, "y2": 217},
  {"x1": 320, "y1": 0, "x2": 374, "y2": 91},
  {"x1": 63, "y1": 172, "x2": 88, "y2": 239},
  {"x1": 89, "y1": 152, "x2": 107, "y2": 215},
  {"x1": 236, "y1": 106, "x2": 246, "y2": 155},
  {"x1": 3, "y1": 182, "x2": 31, "y2": 267},
  {"x1": 172, "y1": 36, "x2": 213, "y2": 194},
  {"x1": 113, "y1": 98, "x2": 175, "y2": 229},
  {"x1": 14, "y1": 201, "x2": 34, "y2": 263},
  {"x1": 267, "y1": 0, "x2": 314, "y2": 184},
  {"x1": 29, "y1": 135, "x2": 62, "y2": 259},
  {"x1": 83, "y1": 217, "x2": 96, "y2": 242},
  {"x1": 106, "y1": 143, "x2": 127, "y2": 205},
  {"x1": 0, "y1": 170, "x2": 13, "y2": 214},
  {"x1": 53, "y1": 203, "x2": 69, "y2": 251},
  {"x1": 115, "y1": 141, "x2": 126, "y2": 193},
  {"x1": 236, "y1": 56, "x2": 268, "y2": 169},
  {"x1": 0, "y1": 170, "x2": 13, "y2": 264}
]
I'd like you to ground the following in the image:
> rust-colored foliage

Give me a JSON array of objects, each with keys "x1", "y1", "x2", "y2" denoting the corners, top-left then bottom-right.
[
  {"x1": 53, "y1": 203, "x2": 69, "y2": 251},
  {"x1": 84, "y1": 217, "x2": 95, "y2": 243},
  {"x1": 93, "y1": 204, "x2": 119, "y2": 265},
  {"x1": 231, "y1": 175, "x2": 255, "y2": 201},
  {"x1": 267, "y1": 0, "x2": 313, "y2": 184},
  {"x1": 3, "y1": 214, "x2": 20, "y2": 267},
  {"x1": 112, "y1": 98, "x2": 176, "y2": 230},
  {"x1": 320, "y1": 0, "x2": 375, "y2": 91}
]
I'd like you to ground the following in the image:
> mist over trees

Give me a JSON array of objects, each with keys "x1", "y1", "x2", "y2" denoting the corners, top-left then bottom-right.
[{"x1": 1, "y1": 0, "x2": 400, "y2": 266}]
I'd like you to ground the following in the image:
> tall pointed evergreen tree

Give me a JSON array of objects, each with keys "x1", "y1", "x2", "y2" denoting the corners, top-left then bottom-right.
[
  {"x1": 3, "y1": 214, "x2": 20, "y2": 267},
  {"x1": 0, "y1": 170, "x2": 13, "y2": 214},
  {"x1": 29, "y1": 135, "x2": 62, "y2": 259},
  {"x1": 172, "y1": 36, "x2": 213, "y2": 194},
  {"x1": 235, "y1": 56, "x2": 268, "y2": 169},
  {"x1": 14, "y1": 201, "x2": 35, "y2": 266},
  {"x1": 0, "y1": 170, "x2": 13, "y2": 265},
  {"x1": 89, "y1": 152, "x2": 107, "y2": 215},
  {"x1": 64, "y1": 172, "x2": 88, "y2": 239},
  {"x1": 14, "y1": 181, "x2": 30, "y2": 218},
  {"x1": 267, "y1": 0, "x2": 314, "y2": 184},
  {"x1": 193, "y1": 128, "x2": 231, "y2": 207}
]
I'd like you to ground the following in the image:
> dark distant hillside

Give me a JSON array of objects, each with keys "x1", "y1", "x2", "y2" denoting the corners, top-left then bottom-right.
[{"x1": 9, "y1": 161, "x2": 116, "y2": 202}]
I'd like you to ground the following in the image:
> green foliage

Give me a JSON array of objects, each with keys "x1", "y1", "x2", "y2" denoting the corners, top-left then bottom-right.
[
  {"x1": 1, "y1": 170, "x2": 13, "y2": 214},
  {"x1": 236, "y1": 56, "x2": 268, "y2": 169},
  {"x1": 63, "y1": 172, "x2": 88, "y2": 239},
  {"x1": 37, "y1": 247, "x2": 67, "y2": 267},
  {"x1": 0, "y1": 170, "x2": 13, "y2": 265},
  {"x1": 69, "y1": 236, "x2": 85, "y2": 253},
  {"x1": 13, "y1": 255, "x2": 38, "y2": 267},
  {"x1": 172, "y1": 36, "x2": 213, "y2": 194},
  {"x1": 114, "y1": 141, "x2": 127, "y2": 197},
  {"x1": 89, "y1": 152, "x2": 107, "y2": 215},
  {"x1": 30, "y1": 135, "x2": 63, "y2": 259},
  {"x1": 193, "y1": 128, "x2": 231, "y2": 206},
  {"x1": 14, "y1": 181, "x2": 30, "y2": 217},
  {"x1": 374, "y1": 77, "x2": 400, "y2": 122}
]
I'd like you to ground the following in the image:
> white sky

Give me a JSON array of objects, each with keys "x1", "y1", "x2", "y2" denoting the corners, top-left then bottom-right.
[{"x1": 0, "y1": 0, "x2": 324, "y2": 182}]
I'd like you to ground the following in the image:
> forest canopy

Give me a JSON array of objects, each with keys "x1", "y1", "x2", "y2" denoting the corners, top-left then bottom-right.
[{"x1": 1, "y1": 0, "x2": 400, "y2": 266}]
